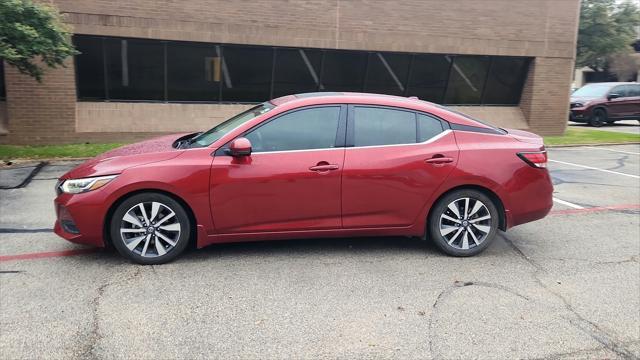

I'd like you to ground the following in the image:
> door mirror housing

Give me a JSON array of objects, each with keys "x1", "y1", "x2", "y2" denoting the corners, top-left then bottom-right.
[
  {"x1": 607, "y1": 93, "x2": 621, "y2": 100},
  {"x1": 227, "y1": 137, "x2": 252, "y2": 157}
]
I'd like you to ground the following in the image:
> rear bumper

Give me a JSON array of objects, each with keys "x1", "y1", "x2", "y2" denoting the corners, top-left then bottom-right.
[{"x1": 504, "y1": 169, "x2": 554, "y2": 229}]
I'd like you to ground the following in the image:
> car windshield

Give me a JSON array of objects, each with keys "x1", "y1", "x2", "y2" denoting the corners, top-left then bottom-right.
[
  {"x1": 188, "y1": 103, "x2": 274, "y2": 147},
  {"x1": 572, "y1": 84, "x2": 611, "y2": 98}
]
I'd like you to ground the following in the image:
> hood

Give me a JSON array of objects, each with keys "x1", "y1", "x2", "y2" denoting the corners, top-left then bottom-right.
[
  {"x1": 505, "y1": 128, "x2": 544, "y2": 146},
  {"x1": 62, "y1": 133, "x2": 190, "y2": 180},
  {"x1": 570, "y1": 95, "x2": 600, "y2": 104}
]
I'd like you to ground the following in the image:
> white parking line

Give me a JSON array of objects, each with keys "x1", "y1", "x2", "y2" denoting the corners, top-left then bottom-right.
[
  {"x1": 584, "y1": 146, "x2": 640, "y2": 155},
  {"x1": 548, "y1": 159, "x2": 640, "y2": 179},
  {"x1": 553, "y1": 197, "x2": 584, "y2": 209}
]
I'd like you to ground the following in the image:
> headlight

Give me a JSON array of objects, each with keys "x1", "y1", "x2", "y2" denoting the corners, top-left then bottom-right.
[
  {"x1": 60, "y1": 175, "x2": 118, "y2": 194},
  {"x1": 571, "y1": 102, "x2": 584, "y2": 108}
]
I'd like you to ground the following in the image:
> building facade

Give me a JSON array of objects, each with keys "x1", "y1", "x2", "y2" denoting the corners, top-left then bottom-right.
[{"x1": 0, "y1": 0, "x2": 581, "y2": 145}]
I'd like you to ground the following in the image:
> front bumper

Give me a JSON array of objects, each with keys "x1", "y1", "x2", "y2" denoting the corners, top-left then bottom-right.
[
  {"x1": 569, "y1": 108, "x2": 589, "y2": 123},
  {"x1": 54, "y1": 192, "x2": 108, "y2": 247}
]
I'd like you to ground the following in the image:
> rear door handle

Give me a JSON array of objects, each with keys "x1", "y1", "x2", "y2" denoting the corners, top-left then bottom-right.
[
  {"x1": 309, "y1": 164, "x2": 339, "y2": 171},
  {"x1": 425, "y1": 157, "x2": 454, "y2": 164}
]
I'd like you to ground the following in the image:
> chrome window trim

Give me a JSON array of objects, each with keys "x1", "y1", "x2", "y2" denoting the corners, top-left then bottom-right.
[
  {"x1": 345, "y1": 129, "x2": 452, "y2": 150},
  {"x1": 248, "y1": 129, "x2": 453, "y2": 155}
]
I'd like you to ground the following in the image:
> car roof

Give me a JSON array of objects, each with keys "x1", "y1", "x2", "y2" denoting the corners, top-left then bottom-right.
[{"x1": 268, "y1": 92, "x2": 496, "y2": 129}]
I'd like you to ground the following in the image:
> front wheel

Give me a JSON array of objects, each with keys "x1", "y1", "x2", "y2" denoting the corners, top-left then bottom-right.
[
  {"x1": 110, "y1": 192, "x2": 191, "y2": 265},
  {"x1": 428, "y1": 189, "x2": 499, "y2": 257},
  {"x1": 589, "y1": 109, "x2": 607, "y2": 127}
]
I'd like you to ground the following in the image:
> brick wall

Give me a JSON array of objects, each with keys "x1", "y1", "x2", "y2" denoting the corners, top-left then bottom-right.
[
  {"x1": 0, "y1": 102, "x2": 7, "y2": 135},
  {"x1": 1, "y1": 0, "x2": 580, "y2": 144},
  {"x1": 3, "y1": 59, "x2": 77, "y2": 144},
  {"x1": 520, "y1": 57, "x2": 575, "y2": 135}
]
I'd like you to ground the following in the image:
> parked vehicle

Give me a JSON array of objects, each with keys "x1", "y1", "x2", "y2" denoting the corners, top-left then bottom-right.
[
  {"x1": 570, "y1": 82, "x2": 640, "y2": 127},
  {"x1": 54, "y1": 93, "x2": 553, "y2": 264}
]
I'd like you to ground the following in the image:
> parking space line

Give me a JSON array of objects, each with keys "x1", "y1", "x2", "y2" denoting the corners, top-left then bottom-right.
[
  {"x1": 0, "y1": 248, "x2": 98, "y2": 262},
  {"x1": 548, "y1": 159, "x2": 640, "y2": 179},
  {"x1": 584, "y1": 146, "x2": 640, "y2": 155},
  {"x1": 553, "y1": 197, "x2": 584, "y2": 209},
  {"x1": 550, "y1": 203, "x2": 640, "y2": 215}
]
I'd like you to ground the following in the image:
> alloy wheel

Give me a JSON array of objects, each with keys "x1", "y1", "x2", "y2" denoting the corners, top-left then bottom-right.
[
  {"x1": 119, "y1": 201, "x2": 181, "y2": 258},
  {"x1": 439, "y1": 197, "x2": 492, "y2": 250}
]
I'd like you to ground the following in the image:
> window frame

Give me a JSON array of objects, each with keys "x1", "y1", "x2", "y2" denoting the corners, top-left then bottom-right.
[
  {"x1": 215, "y1": 104, "x2": 348, "y2": 155},
  {"x1": 345, "y1": 104, "x2": 450, "y2": 148}
]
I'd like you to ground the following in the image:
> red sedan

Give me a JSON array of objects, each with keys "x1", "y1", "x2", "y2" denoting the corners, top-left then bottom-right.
[{"x1": 54, "y1": 93, "x2": 553, "y2": 264}]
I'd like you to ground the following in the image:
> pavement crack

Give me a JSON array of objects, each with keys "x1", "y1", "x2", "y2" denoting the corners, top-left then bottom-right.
[
  {"x1": 80, "y1": 266, "x2": 142, "y2": 359},
  {"x1": 428, "y1": 280, "x2": 530, "y2": 359},
  {"x1": 500, "y1": 233, "x2": 638, "y2": 360}
]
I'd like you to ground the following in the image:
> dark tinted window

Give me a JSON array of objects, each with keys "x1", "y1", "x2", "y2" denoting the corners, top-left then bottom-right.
[
  {"x1": 610, "y1": 85, "x2": 628, "y2": 97},
  {"x1": 418, "y1": 114, "x2": 444, "y2": 142},
  {"x1": 73, "y1": 36, "x2": 532, "y2": 106},
  {"x1": 628, "y1": 85, "x2": 640, "y2": 97},
  {"x1": 353, "y1": 107, "x2": 416, "y2": 146},
  {"x1": 105, "y1": 38, "x2": 165, "y2": 100},
  {"x1": 364, "y1": 52, "x2": 411, "y2": 96},
  {"x1": 245, "y1": 106, "x2": 341, "y2": 152},
  {"x1": 167, "y1": 43, "x2": 220, "y2": 102},
  {"x1": 74, "y1": 36, "x2": 106, "y2": 100},
  {"x1": 221, "y1": 46, "x2": 273, "y2": 102},
  {"x1": 407, "y1": 55, "x2": 451, "y2": 103},
  {"x1": 321, "y1": 51, "x2": 367, "y2": 92},
  {"x1": 273, "y1": 48, "x2": 322, "y2": 98},
  {"x1": 483, "y1": 58, "x2": 529, "y2": 105},
  {"x1": 0, "y1": 61, "x2": 5, "y2": 100},
  {"x1": 444, "y1": 56, "x2": 490, "y2": 104}
]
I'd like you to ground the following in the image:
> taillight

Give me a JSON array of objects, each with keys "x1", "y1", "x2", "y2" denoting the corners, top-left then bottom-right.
[{"x1": 517, "y1": 151, "x2": 547, "y2": 168}]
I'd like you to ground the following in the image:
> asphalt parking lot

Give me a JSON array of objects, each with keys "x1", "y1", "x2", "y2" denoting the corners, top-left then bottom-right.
[{"x1": 1, "y1": 144, "x2": 639, "y2": 359}]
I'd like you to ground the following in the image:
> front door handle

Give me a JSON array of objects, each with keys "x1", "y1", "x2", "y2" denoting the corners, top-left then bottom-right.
[
  {"x1": 425, "y1": 157, "x2": 454, "y2": 164},
  {"x1": 309, "y1": 164, "x2": 339, "y2": 172}
]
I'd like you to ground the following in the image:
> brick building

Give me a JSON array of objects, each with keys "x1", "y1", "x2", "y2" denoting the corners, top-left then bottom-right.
[{"x1": 0, "y1": 0, "x2": 581, "y2": 145}]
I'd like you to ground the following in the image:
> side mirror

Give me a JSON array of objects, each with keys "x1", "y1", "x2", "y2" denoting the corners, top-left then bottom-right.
[
  {"x1": 607, "y1": 93, "x2": 621, "y2": 100},
  {"x1": 227, "y1": 137, "x2": 252, "y2": 157}
]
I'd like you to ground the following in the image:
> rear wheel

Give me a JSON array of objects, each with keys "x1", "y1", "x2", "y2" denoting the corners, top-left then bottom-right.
[
  {"x1": 428, "y1": 189, "x2": 499, "y2": 257},
  {"x1": 589, "y1": 109, "x2": 607, "y2": 127},
  {"x1": 110, "y1": 192, "x2": 191, "y2": 265}
]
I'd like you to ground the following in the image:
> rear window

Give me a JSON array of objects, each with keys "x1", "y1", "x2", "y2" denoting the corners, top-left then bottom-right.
[{"x1": 353, "y1": 107, "x2": 416, "y2": 146}]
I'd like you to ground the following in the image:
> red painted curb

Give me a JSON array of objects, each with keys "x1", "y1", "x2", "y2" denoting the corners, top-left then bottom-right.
[
  {"x1": 0, "y1": 248, "x2": 99, "y2": 262},
  {"x1": 550, "y1": 204, "x2": 640, "y2": 215}
]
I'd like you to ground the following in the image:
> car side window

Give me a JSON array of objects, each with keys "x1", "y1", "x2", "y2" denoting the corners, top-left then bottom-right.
[
  {"x1": 610, "y1": 85, "x2": 628, "y2": 98},
  {"x1": 629, "y1": 85, "x2": 640, "y2": 97},
  {"x1": 244, "y1": 106, "x2": 341, "y2": 153},
  {"x1": 353, "y1": 107, "x2": 416, "y2": 146},
  {"x1": 418, "y1": 114, "x2": 444, "y2": 142}
]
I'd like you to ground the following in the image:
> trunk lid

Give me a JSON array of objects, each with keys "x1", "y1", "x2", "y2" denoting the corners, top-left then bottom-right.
[{"x1": 505, "y1": 128, "x2": 544, "y2": 146}]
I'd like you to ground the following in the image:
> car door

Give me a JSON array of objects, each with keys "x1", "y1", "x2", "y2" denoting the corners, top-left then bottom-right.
[
  {"x1": 606, "y1": 85, "x2": 631, "y2": 119},
  {"x1": 210, "y1": 105, "x2": 346, "y2": 233},
  {"x1": 341, "y1": 105, "x2": 459, "y2": 228},
  {"x1": 626, "y1": 84, "x2": 640, "y2": 118}
]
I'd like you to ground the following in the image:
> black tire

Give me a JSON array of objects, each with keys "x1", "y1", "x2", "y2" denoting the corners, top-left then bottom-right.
[
  {"x1": 110, "y1": 192, "x2": 191, "y2": 265},
  {"x1": 589, "y1": 109, "x2": 607, "y2": 127},
  {"x1": 428, "y1": 189, "x2": 499, "y2": 257}
]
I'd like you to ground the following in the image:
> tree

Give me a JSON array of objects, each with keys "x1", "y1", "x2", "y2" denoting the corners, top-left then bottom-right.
[
  {"x1": 609, "y1": 52, "x2": 640, "y2": 81},
  {"x1": 577, "y1": 0, "x2": 640, "y2": 71},
  {"x1": 0, "y1": 0, "x2": 77, "y2": 82}
]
